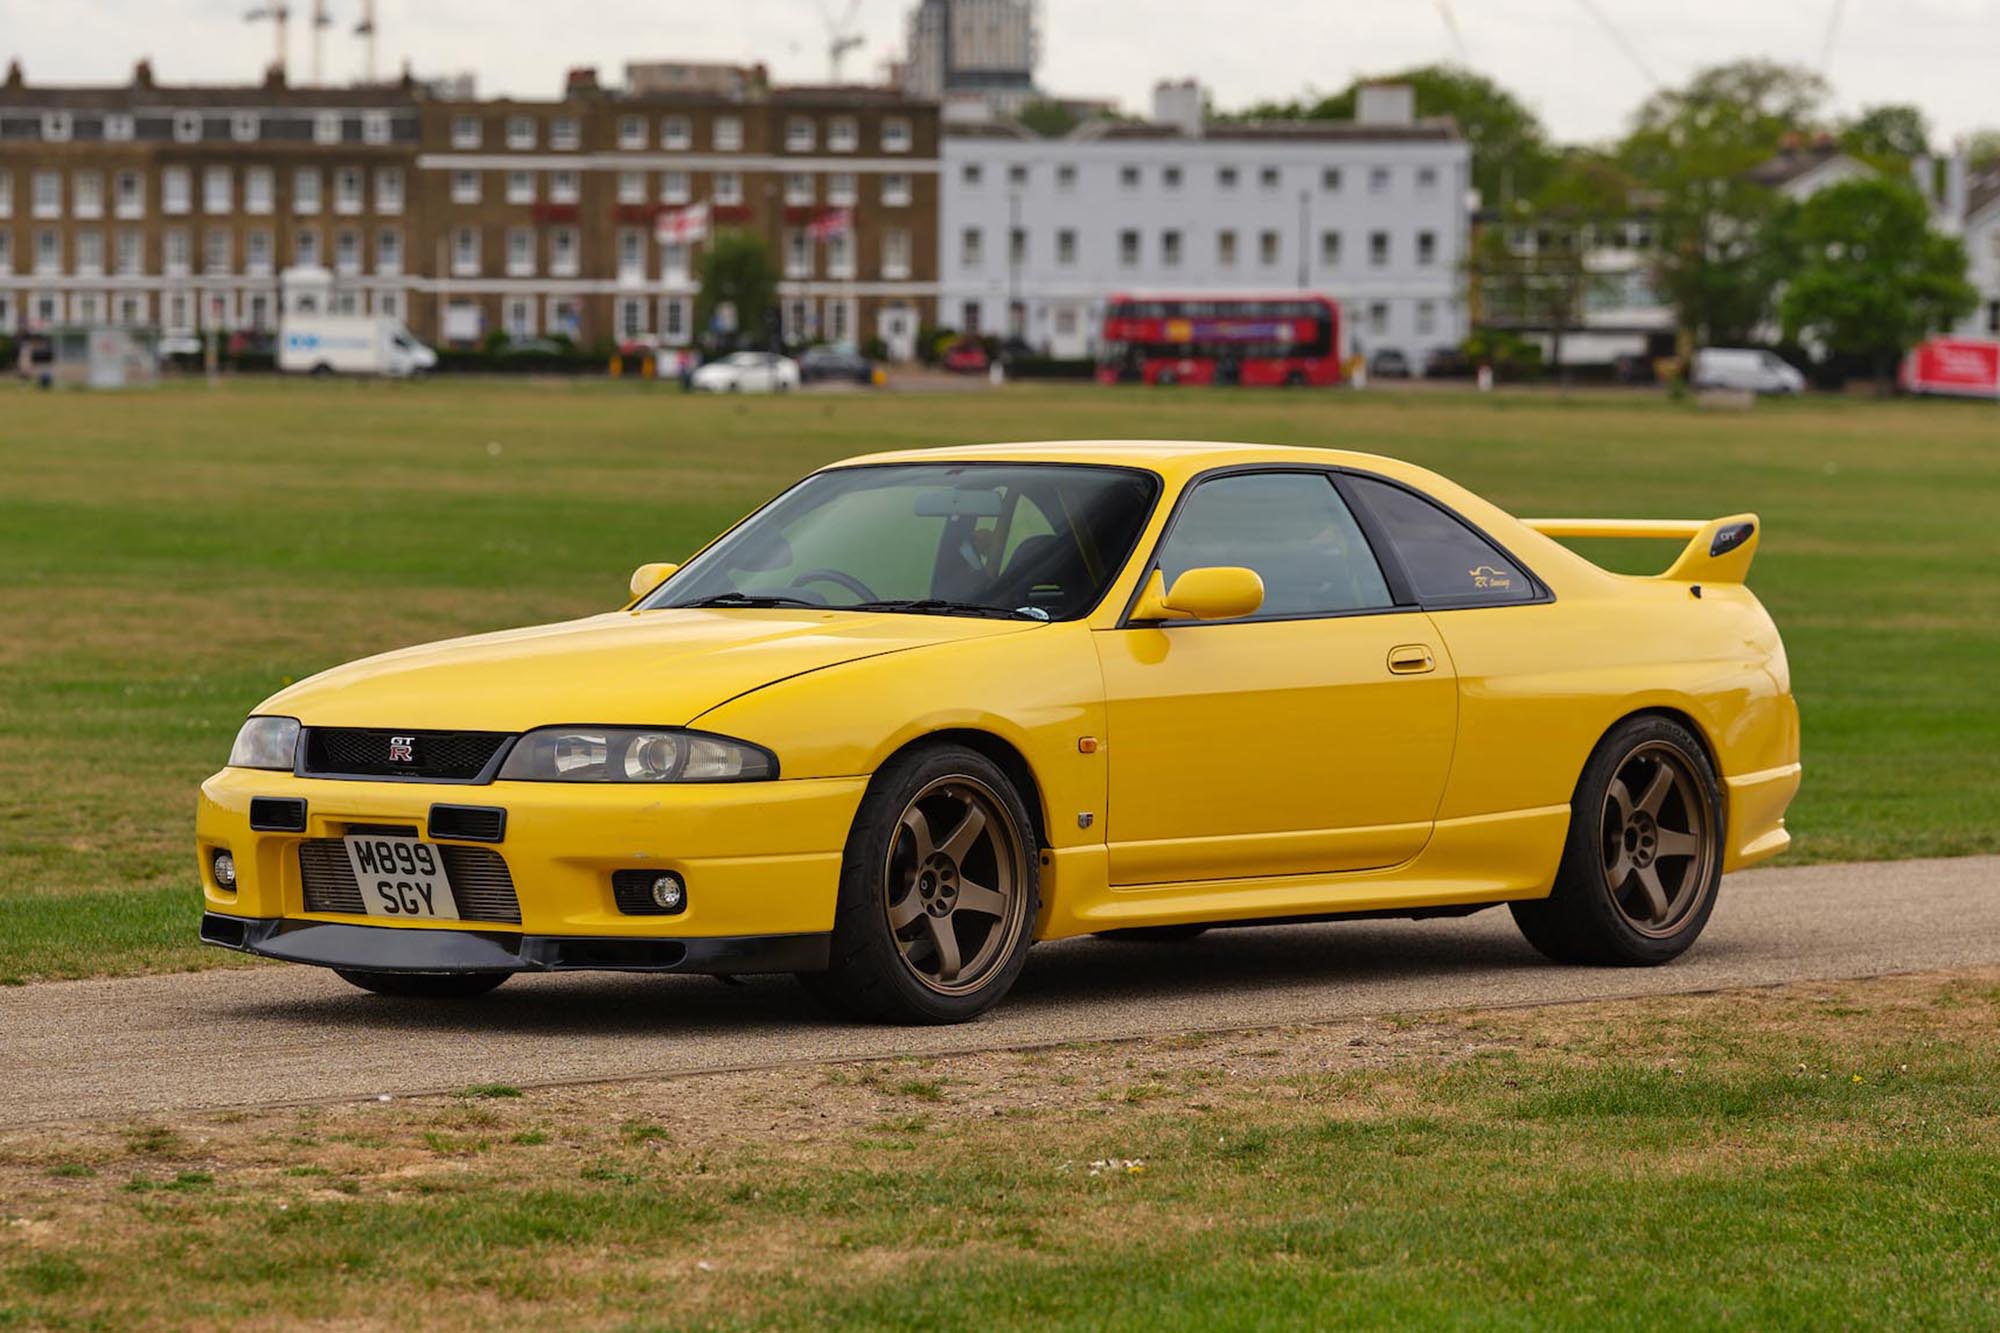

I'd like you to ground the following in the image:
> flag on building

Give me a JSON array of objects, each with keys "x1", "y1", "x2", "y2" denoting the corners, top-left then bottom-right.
[
  {"x1": 806, "y1": 207, "x2": 853, "y2": 241},
  {"x1": 655, "y1": 201, "x2": 710, "y2": 245}
]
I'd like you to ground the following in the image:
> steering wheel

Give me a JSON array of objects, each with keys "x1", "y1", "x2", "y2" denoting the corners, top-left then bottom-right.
[{"x1": 789, "y1": 568, "x2": 878, "y2": 604}]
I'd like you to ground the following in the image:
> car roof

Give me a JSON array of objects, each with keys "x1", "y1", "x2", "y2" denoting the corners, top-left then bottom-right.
[{"x1": 829, "y1": 439, "x2": 1440, "y2": 489}]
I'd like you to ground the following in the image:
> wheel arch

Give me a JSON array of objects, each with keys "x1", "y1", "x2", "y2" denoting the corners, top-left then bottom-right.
[
  {"x1": 1606, "y1": 704, "x2": 1724, "y2": 783},
  {"x1": 878, "y1": 727, "x2": 1050, "y2": 852}
]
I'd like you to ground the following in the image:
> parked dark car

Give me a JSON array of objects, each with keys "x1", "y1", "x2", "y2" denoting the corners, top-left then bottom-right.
[
  {"x1": 799, "y1": 345, "x2": 878, "y2": 385},
  {"x1": 1423, "y1": 345, "x2": 1472, "y2": 379},
  {"x1": 1369, "y1": 349, "x2": 1412, "y2": 379}
]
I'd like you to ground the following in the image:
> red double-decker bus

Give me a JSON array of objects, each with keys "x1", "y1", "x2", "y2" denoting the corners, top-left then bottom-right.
[{"x1": 1097, "y1": 293, "x2": 1343, "y2": 387}]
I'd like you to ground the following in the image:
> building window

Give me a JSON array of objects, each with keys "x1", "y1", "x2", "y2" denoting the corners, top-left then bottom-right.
[
  {"x1": 713, "y1": 116, "x2": 742, "y2": 151},
  {"x1": 1370, "y1": 166, "x2": 1390, "y2": 193},
  {"x1": 372, "y1": 167, "x2": 401, "y2": 214},
  {"x1": 619, "y1": 297, "x2": 647, "y2": 339},
  {"x1": 112, "y1": 171, "x2": 142, "y2": 219},
  {"x1": 452, "y1": 170, "x2": 481, "y2": 205},
  {"x1": 712, "y1": 171, "x2": 741, "y2": 206},
  {"x1": 174, "y1": 111, "x2": 202, "y2": 143},
  {"x1": 0, "y1": 173, "x2": 10, "y2": 219},
  {"x1": 315, "y1": 111, "x2": 342, "y2": 145},
  {"x1": 551, "y1": 226, "x2": 579, "y2": 276},
  {"x1": 786, "y1": 116, "x2": 815, "y2": 152},
  {"x1": 165, "y1": 291, "x2": 192, "y2": 331},
  {"x1": 1217, "y1": 165, "x2": 1238, "y2": 189},
  {"x1": 204, "y1": 227, "x2": 231, "y2": 274},
  {"x1": 41, "y1": 111, "x2": 73, "y2": 143},
  {"x1": 1369, "y1": 230, "x2": 1390, "y2": 266},
  {"x1": 163, "y1": 227, "x2": 190, "y2": 275},
  {"x1": 662, "y1": 297, "x2": 690, "y2": 344},
  {"x1": 547, "y1": 297, "x2": 580, "y2": 336},
  {"x1": 881, "y1": 173, "x2": 911, "y2": 206},
  {"x1": 882, "y1": 228, "x2": 911, "y2": 278},
  {"x1": 618, "y1": 115, "x2": 646, "y2": 149},
  {"x1": 619, "y1": 228, "x2": 646, "y2": 280},
  {"x1": 452, "y1": 226, "x2": 479, "y2": 276},
  {"x1": 962, "y1": 163, "x2": 984, "y2": 187},
  {"x1": 1009, "y1": 227, "x2": 1026, "y2": 265},
  {"x1": 335, "y1": 228, "x2": 361, "y2": 275},
  {"x1": 960, "y1": 227, "x2": 983, "y2": 268},
  {"x1": 882, "y1": 118, "x2": 911, "y2": 152},
  {"x1": 232, "y1": 112, "x2": 260, "y2": 142},
  {"x1": 504, "y1": 296, "x2": 535, "y2": 338},
  {"x1": 374, "y1": 291, "x2": 401, "y2": 321},
  {"x1": 1057, "y1": 228, "x2": 1077, "y2": 266},
  {"x1": 1120, "y1": 165, "x2": 1140, "y2": 189},
  {"x1": 1988, "y1": 300, "x2": 2000, "y2": 334},
  {"x1": 786, "y1": 229, "x2": 811, "y2": 278},
  {"x1": 73, "y1": 171, "x2": 103, "y2": 218},
  {"x1": 203, "y1": 167, "x2": 232, "y2": 214},
  {"x1": 1320, "y1": 230, "x2": 1341, "y2": 266},
  {"x1": 550, "y1": 171, "x2": 580, "y2": 204},
  {"x1": 551, "y1": 116, "x2": 580, "y2": 151},
  {"x1": 452, "y1": 114, "x2": 482, "y2": 148},
  {"x1": 1417, "y1": 166, "x2": 1438, "y2": 191},
  {"x1": 1416, "y1": 300, "x2": 1436, "y2": 336},
  {"x1": 506, "y1": 170, "x2": 535, "y2": 204},
  {"x1": 377, "y1": 227, "x2": 402, "y2": 274},
  {"x1": 1118, "y1": 229, "x2": 1139, "y2": 267},
  {"x1": 1322, "y1": 167, "x2": 1342, "y2": 191},
  {"x1": 1259, "y1": 166, "x2": 1281, "y2": 190},
  {"x1": 104, "y1": 112, "x2": 134, "y2": 142},
  {"x1": 293, "y1": 168, "x2": 321, "y2": 214},
  {"x1": 661, "y1": 240, "x2": 689, "y2": 280},
  {"x1": 35, "y1": 228, "x2": 61, "y2": 274},
  {"x1": 1161, "y1": 229, "x2": 1181, "y2": 267},
  {"x1": 827, "y1": 172, "x2": 856, "y2": 206},
  {"x1": 118, "y1": 293, "x2": 146, "y2": 325},
  {"x1": 1258, "y1": 230, "x2": 1280, "y2": 265},
  {"x1": 1417, "y1": 230, "x2": 1437, "y2": 266},
  {"x1": 115, "y1": 228, "x2": 142, "y2": 275},
  {"x1": 293, "y1": 226, "x2": 319, "y2": 267},
  {"x1": 826, "y1": 230, "x2": 853, "y2": 278},
  {"x1": 661, "y1": 170, "x2": 690, "y2": 205},
  {"x1": 1369, "y1": 301, "x2": 1389, "y2": 335},
  {"x1": 76, "y1": 229, "x2": 103, "y2": 275},
  {"x1": 619, "y1": 171, "x2": 647, "y2": 205},
  {"x1": 828, "y1": 117, "x2": 857, "y2": 152},
  {"x1": 1161, "y1": 165, "x2": 1181, "y2": 189},
  {"x1": 507, "y1": 226, "x2": 534, "y2": 276},
  {"x1": 245, "y1": 167, "x2": 273, "y2": 215},
  {"x1": 163, "y1": 168, "x2": 191, "y2": 215},
  {"x1": 32, "y1": 170, "x2": 61, "y2": 218},
  {"x1": 1008, "y1": 163, "x2": 1028, "y2": 187},
  {"x1": 785, "y1": 172, "x2": 814, "y2": 206},
  {"x1": 247, "y1": 228, "x2": 273, "y2": 276},
  {"x1": 661, "y1": 115, "x2": 690, "y2": 150},
  {"x1": 507, "y1": 115, "x2": 536, "y2": 149},
  {"x1": 1056, "y1": 164, "x2": 1076, "y2": 190}
]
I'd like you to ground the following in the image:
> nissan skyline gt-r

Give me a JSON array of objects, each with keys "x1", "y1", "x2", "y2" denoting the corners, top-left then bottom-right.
[{"x1": 197, "y1": 441, "x2": 1801, "y2": 1024}]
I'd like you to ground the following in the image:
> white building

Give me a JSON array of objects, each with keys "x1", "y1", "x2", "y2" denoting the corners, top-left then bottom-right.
[
  {"x1": 939, "y1": 83, "x2": 1471, "y2": 363},
  {"x1": 1922, "y1": 154, "x2": 2000, "y2": 340}
]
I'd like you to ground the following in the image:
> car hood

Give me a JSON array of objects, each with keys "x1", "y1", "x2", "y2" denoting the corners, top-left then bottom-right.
[{"x1": 259, "y1": 608, "x2": 1036, "y2": 732}]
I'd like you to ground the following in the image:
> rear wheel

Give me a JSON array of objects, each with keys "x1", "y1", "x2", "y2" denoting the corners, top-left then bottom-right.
[
  {"x1": 333, "y1": 969, "x2": 510, "y2": 999},
  {"x1": 1510, "y1": 715, "x2": 1724, "y2": 966},
  {"x1": 801, "y1": 744, "x2": 1039, "y2": 1023}
]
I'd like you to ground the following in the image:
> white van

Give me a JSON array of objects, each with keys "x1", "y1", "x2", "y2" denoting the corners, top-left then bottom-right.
[
  {"x1": 279, "y1": 316, "x2": 437, "y2": 378},
  {"x1": 1692, "y1": 348, "x2": 1805, "y2": 395}
]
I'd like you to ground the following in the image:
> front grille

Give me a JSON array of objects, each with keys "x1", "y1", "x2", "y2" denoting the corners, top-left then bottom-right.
[
  {"x1": 299, "y1": 835, "x2": 523, "y2": 924},
  {"x1": 302, "y1": 728, "x2": 511, "y2": 782}
]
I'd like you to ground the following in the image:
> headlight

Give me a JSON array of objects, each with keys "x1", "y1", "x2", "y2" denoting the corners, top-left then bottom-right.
[
  {"x1": 496, "y1": 727, "x2": 776, "y2": 783},
  {"x1": 228, "y1": 716, "x2": 301, "y2": 770}
]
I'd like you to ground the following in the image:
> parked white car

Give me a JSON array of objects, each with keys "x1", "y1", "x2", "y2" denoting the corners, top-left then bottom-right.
[
  {"x1": 690, "y1": 351, "x2": 801, "y2": 393},
  {"x1": 1692, "y1": 348, "x2": 1805, "y2": 395}
]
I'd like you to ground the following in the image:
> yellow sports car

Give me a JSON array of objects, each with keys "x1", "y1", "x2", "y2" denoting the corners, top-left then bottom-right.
[{"x1": 198, "y1": 441, "x2": 1800, "y2": 1023}]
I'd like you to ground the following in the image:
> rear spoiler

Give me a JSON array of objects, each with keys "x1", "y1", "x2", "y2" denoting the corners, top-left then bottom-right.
[{"x1": 1522, "y1": 513, "x2": 1761, "y2": 583}]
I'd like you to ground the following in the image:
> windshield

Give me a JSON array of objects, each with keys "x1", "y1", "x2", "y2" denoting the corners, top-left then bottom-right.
[{"x1": 647, "y1": 463, "x2": 1160, "y2": 620}]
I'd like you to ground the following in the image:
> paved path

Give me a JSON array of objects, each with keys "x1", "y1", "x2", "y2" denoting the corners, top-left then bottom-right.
[{"x1": 5, "y1": 856, "x2": 1995, "y2": 1127}]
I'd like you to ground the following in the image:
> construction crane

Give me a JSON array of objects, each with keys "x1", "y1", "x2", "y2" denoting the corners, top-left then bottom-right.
[
  {"x1": 309, "y1": 0, "x2": 332, "y2": 85},
  {"x1": 354, "y1": 0, "x2": 379, "y2": 84},
  {"x1": 819, "y1": 0, "x2": 864, "y2": 83},
  {"x1": 244, "y1": 3, "x2": 291, "y2": 81}
]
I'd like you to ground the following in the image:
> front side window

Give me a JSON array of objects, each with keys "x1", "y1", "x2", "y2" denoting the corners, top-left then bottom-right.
[
  {"x1": 1154, "y1": 472, "x2": 1392, "y2": 619},
  {"x1": 1345, "y1": 475, "x2": 1537, "y2": 606},
  {"x1": 649, "y1": 465, "x2": 1160, "y2": 622}
]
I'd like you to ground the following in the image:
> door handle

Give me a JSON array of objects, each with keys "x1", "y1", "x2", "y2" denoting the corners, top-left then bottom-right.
[{"x1": 1387, "y1": 644, "x2": 1435, "y2": 675}]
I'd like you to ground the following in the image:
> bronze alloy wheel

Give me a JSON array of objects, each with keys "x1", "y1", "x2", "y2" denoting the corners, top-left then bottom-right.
[
  {"x1": 882, "y1": 775, "x2": 1029, "y2": 996},
  {"x1": 1599, "y1": 740, "x2": 1716, "y2": 938}
]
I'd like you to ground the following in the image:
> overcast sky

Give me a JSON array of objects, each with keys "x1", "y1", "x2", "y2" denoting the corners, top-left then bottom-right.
[{"x1": 3, "y1": 0, "x2": 1997, "y2": 145}]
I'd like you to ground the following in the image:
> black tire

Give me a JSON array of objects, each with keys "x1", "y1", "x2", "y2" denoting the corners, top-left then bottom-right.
[
  {"x1": 1510, "y1": 714, "x2": 1725, "y2": 966},
  {"x1": 800, "y1": 743, "x2": 1040, "y2": 1024},
  {"x1": 311, "y1": 363, "x2": 334, "y2": 378},
  {"x1": 1094, "y1": 925, "x2": 1211, "y2": 942},
  {"x1": 333, "y1": 969, "x2": 510, "y2": 999}
]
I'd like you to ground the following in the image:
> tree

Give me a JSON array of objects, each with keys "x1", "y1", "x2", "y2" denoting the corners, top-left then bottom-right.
[
  {"x1": 1967, "y1": 130, "x2": 2000, "y2": 171},
  {"x1": 1779, "y1": 178, "x2": 1976, "y2": 385},
  {"x1": 1620, "y1": 61, "x2": 1827, "y2": 354},
  {"x1": 1015, "y1": 99, "x2": 1079, "y2": 138},
  {"x1": 1230, "y1": 64, "x2": 1556, "y2": 206},
  {"x1": 1841, "y1": 104, "x2": 1931, "y2": 167},
  {"x1": 694, "y1": 231, "x2": 778, "y2": 353}
]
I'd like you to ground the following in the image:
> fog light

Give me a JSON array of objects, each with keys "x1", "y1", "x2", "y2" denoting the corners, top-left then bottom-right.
[
  {"x1": 212, "y1": 850, "x2": 237, "y2": 890},
  {"x1": 650, "y1": 873, "x2": 685, "y2": 912}
]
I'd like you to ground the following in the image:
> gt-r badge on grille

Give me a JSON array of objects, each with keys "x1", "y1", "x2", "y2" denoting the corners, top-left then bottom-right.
[{"x1": 388, "y1": 735, "x2": 416, "y2": 764}]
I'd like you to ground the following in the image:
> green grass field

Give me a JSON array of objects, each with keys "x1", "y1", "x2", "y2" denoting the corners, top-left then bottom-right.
[{"x1": 1, "y1": 379, "x2": 1995, "y2": 981}]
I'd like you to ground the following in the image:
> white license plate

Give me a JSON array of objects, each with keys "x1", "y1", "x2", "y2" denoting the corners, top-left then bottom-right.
[{"x1": 343, "y1": 834, "x2": 460, "y2": 920}]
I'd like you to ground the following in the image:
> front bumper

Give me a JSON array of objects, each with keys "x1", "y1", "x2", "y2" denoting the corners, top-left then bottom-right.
[
  {"x1": 197, "y1": 766, "x2": 869, "y2": 948},
  {"x1": 200, "y1": 912, "x2": 829, "y2": 975}
]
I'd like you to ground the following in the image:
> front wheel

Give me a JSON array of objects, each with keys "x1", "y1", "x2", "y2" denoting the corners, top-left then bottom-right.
[
  {"x1": 800, "y1": 744, "x2": 1039, "y2": 1023},
  {"x1": 334, "y1": 969, "x2": 510, "y2": 999},
  {"x1": 1510, "y1": 715, "x2": 1724, "y2": 966}
]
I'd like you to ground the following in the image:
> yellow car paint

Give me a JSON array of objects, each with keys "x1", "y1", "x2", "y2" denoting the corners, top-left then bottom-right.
[{"x1": 197, "y1": 441, "x2": 1799, "y2": 958}]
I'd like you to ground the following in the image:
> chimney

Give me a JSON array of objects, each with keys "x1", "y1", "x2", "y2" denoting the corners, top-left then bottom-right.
[
  {"x1": 1355, "y1": 83, "x2": 1416, "y2": 128},
  {"x1": 263, "y1": 62, "x2": 287, "y2": 89},
  {"x1": 4, "y1": 60, "x2": 23, "y2": 90},
  {"x1": 1150, "y1": 78, "x2": 1202, "y2": 137},
  {"x1": 132, "y1": 58, "x2": 154, "y2": 89},
  {"x1": 565, "y1": 65, "x2": 600, "y2": 95}
]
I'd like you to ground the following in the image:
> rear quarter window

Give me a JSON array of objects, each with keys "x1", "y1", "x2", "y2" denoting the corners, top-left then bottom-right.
[{"x1": 1347, "y1": 475, "x2": 1539, "y2": 607}]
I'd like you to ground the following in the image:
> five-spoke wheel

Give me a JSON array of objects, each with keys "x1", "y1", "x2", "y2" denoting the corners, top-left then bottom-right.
[{"x1": 884, "y1": 776, "x2": 1029, "y2": 995}]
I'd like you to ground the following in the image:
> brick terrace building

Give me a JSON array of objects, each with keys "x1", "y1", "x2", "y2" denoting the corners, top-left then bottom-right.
[{"x1": 0, "y1": 59, "x2": 940, "y2": 355}]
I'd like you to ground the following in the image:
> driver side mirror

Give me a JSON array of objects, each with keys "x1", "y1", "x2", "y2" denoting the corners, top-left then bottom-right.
[
  {"x1": 1131, "y1": 567, "x2": 1265, "y2": 622},
  {"x1": 629, "y1": 561, "x2": 679, "y2": 600}
]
